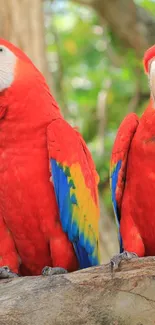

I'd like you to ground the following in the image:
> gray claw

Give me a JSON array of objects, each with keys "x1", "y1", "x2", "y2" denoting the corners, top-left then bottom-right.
[
  {"x1": 110, "y1": 251, "x2": 138, "y2": 272},
  {"x1": 0, "y1": 266, "x2": 19, "y2": 279},
  {"x1": 42, "y1": 266, "x2": 68, "y2": 276}
]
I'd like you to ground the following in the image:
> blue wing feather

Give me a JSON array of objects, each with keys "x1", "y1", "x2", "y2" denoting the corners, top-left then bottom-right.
[
  {"x1": 111, "y1": 160, "x2": 123, "y2": 253},
  {"x1": 73, "y1": 242, "x2": 91, "y2": 269},
  {"x1": 51, "y1": 159, "x2": 93, "y2": 268}
]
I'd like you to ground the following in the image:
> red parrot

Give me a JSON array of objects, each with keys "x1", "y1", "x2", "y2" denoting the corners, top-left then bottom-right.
[
  {"x1": 110, "y1": 45, "x2": 155, "y2": 268},
  {"x1": 0, "y1": 39, "x2": 100, "y2": 278}
]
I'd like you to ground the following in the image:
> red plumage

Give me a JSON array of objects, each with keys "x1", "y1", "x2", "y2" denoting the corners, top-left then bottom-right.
[
  {"x1": 0, "y1": 58, "x2": 77, "y2": 275},
  {"x1": 110, "y1": 46, "x2": 155, "y2": 257},
  {"x1": 0, "y1": 39, "x2": 100, "y2": 276}
]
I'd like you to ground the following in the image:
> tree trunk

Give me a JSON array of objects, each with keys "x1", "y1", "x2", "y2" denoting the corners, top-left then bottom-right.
[
  {"x1": 0, "y1": 0, "x2": 53, "y2": 88},
  {"x1": 99, "y1": 197, "x2": 119, "y2": 263},
  {"x1": 0, "y1": 257, "x2": 155, "y2": 324},
  {"x1": 72, "y1": 0, "x2": 155, "y2": 56}
]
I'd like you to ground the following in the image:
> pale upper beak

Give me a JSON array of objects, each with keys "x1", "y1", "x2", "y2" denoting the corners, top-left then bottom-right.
[{"x1": 149, "y1": 59, "x2": 155, "y2": 101}]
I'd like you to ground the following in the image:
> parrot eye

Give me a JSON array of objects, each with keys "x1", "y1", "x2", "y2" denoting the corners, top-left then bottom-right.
[{"x1": 0, "y1": 48, "x2": 3, "y2": 52}]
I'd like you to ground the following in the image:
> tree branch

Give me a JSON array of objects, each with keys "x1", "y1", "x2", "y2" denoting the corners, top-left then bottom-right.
[
  {"x1": 71, "y1": 0, "x2": 155, "y2": 56},
  {"x1": 1, "y1": 257, "x2": 155, "y2": 324}
]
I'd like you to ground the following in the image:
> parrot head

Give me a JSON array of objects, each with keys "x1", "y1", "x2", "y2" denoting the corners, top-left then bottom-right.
[
  {"x1": 0, "y1": 38, "x2": 61, "y2": 121},
  {"x1": 143, "y1": 45, "x2": 155, "y2": 102},
  {"x1": 0, "y1": 38, "x2": 45, "y2": 94}
]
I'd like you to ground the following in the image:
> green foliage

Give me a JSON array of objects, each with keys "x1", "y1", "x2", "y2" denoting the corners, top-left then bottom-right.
[
  {"x1": 45, "y1": 0, "x2": 151, "y2": 215},
  {"x1": 135, "y1": 0, "x2": 155, "y2": 14}
]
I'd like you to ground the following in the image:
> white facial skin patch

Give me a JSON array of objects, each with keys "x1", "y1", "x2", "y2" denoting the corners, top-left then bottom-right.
[{"x1": 0, "y1": 45, "x2": 16, "y2": 92}]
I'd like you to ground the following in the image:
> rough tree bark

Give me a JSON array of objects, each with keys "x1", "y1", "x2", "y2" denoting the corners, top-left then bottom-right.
[
  {"x1": 0, "y1": 0, "x2": 53, "y2": 88},
  {"x1": 0, "y1": 257, "x2": 155, "y2": 324},
  {"x1": 72, "y1": 0, "x2": 155, "y2": 56}
]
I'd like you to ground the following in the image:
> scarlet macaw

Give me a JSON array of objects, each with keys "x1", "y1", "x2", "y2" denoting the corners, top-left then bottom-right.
[
  {"x1": 110, "y1": 45, "x2": 155, "y2": 268},
  {"x1": 0, "y1": 39, "x2": 100, "y2": 278}
]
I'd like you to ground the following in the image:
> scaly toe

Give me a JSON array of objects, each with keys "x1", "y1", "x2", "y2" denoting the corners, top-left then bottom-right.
[
  {"x1": 42, "y1": 266, "x2": 68, "y2": 276},
  {"x1": 0, "y1": 266, "x2": 19, "y2": 279},
  {"x1": 110, "y1": 251, "x2": 138, "y2": 272}
]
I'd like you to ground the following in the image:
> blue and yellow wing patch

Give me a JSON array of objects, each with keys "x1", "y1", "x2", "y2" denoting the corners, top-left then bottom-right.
[
  {"x1": 47, "y1": 119, "x2": 100, "y2": 270},
  {"x1": 51, "y1": 159, "x2": 100, "y2": 268}
]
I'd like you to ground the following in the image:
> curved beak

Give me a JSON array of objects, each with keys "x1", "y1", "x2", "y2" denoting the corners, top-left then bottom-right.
[{"x1": 149, "y1": 59, "x2": 155, "y2": 102}]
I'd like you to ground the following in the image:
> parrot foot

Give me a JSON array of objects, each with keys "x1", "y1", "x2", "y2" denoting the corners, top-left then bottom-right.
[
  {"x1": 42, "y1": 266, "x2": 68, "y2": 276},
  {"x1": 0, "y1": 266, "x2": 19, "y2": 279},
  {"x1": 110, "y1": 251, "x2": 138, "y2": 272}
]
